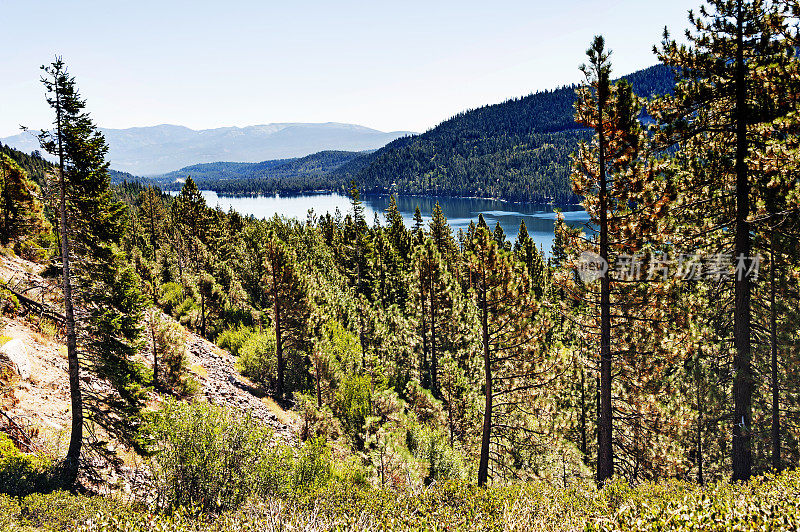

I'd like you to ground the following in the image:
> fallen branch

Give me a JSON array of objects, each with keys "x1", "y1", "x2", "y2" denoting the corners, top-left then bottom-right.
[{"x1": 2, "y1": 283, "x2": 65, "y2": 324}]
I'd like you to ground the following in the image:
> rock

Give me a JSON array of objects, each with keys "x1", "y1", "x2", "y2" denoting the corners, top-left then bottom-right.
[{"x1": 0, "y1": 338, "x2": 30, "y2": 380}]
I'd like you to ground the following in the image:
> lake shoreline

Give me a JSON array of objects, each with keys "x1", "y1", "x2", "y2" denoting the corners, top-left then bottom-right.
[
  {"x1": 185, "y1": 190, "x2": 589, "y2": 257},
  {"x1": 168, "y1": 187, "x2": 584, "y2": 210}
]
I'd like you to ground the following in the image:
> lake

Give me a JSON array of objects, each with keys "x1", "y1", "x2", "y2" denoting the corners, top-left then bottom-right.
[{"x1": 196, "y1": 191, "x2": 589, "y2": 255}]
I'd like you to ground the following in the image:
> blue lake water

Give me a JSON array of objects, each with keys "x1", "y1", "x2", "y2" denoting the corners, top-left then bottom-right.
[{"x1": 196, "y1": 191, "x2": 589, "y2": 255}]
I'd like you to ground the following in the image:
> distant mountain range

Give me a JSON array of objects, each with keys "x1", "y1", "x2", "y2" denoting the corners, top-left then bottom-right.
[
  {"x1": 0, "y1": 123, "x2": 413, "y2": 176},
  {"x1": 3, "y1": 65, "x2": 676, "y2": 203},
  {"x1": 160, "y1": 64, "x2": 676, "y2": 203}
]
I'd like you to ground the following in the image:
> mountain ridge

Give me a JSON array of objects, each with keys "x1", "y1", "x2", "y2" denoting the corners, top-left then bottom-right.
[
  {"x1": 0, "y1": 122, "x2": 414, "y2": 176},
  {"x1": 161, "y1": 64, "x2": 675, "y2": 202}
]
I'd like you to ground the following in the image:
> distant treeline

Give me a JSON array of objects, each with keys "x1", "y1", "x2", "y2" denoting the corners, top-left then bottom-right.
[{"x1": 158, "y1": 64, "x2": 674, "y2": 203}]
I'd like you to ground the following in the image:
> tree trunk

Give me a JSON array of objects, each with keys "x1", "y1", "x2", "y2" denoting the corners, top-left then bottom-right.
[
  {"x1": 151, "y1": 318, "x2": 160, "y2": 391},
  {"x1": 56, "y1": 77, "x2": 82, "y2": 487},
  {"x1": 1, "y1": 165, "x2": 9, "y2": 247},
  {"x1": 430, "y1": 279, "x2": 438, "y2": 398},
  {"x1": 149, "y1": 195, "x2": 158, "y2": 261},
  {"x1": 696, "y1": 346, "x2": 704, "y2": 485},
  {"x1": 274, "y1": 292, "x2": 284, "y2": 399},
  {"x1": 597, "y1": 81, "x2": 613, "y2": 485},
  {"x1": 732, "y1": 0, "x2": 752, "y2": 482},
  {"x1": 580, "y1": 364, "x2": 587, "y2": 456},
  {"x1": 200, "y1": 288, "x2": 206, "y2": 338},
  {"x1": 420, "y1": 289, "x2": 429, "y2": 388},
  {"x1": 315, "y1": 352, "x2": 322, "y2": 409},
  {"x1": 477, "y1": 269, "x2": 492, "y2": 487},
  {"x1": 770, "y1": 231, "x2": 780, "y2": 471}
]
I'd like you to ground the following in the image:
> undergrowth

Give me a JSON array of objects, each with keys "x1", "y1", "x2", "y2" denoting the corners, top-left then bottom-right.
[{"x1": 0, "y1": 469, "x2": 798, "y2": 531}]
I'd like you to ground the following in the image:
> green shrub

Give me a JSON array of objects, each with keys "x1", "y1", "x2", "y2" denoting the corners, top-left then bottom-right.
[
  {"x1": 407, "y1": 423, "x2": 467, "y2": 484},
  {"x1": 144, "y1": 308, "x2": 195, "y2": 396},
  {"x1": 295, "y1": 392, "x2": 341, "y2": 441},
  {"x1": 291, "y1": 436, "x2": 332, "y2": 495},
  {"x1": 0, "y1": 289, "x2": 20, "y2": 317},
  {"x1": 0, "y1": 493, "x2": 21, "y2": 530},
  {"x1": 142, "y1": 399, "x2": 275, "y2": 512},
  {"x1": 235, "y1": 328, "x2": 277, "y2": 387},
  {"x1": 18, "y1": 490, "x2": 137, "y2": 530},
  {"x1": 403, "y1": 380, "x2": 446, "y2": 425},
  {"x1": 16, "y1": 238, "x2": 49, "y2": 262},
  {"x1": 1, "y1": 468, "x2": 800, "y2": 531},
  {"x1": 157, "y1": 282, "x2": 185, "y2": 315},
  {"x1": 334, "y1": 374, "x2": 372, "y2": 449},
  {"x1": 0, "y1": 433, "x2": 54, "y2": 497},
  {"x1": 216, "y1": 323, "x2": 253, "y2": 357},
  {"x1": 175, "y1": 297, "x2": 198, "y2": 323}
]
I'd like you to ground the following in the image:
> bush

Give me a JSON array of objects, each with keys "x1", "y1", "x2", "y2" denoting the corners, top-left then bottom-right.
[
  {"x1": 157, "y1": 282, "x2": 185, "y2": 315},
  {"x1": 2, "y1": 468, "x2": 800, "y2": 531},
  {"x1": 0, "y1": 433, "x2": 54, "y2": 497},
  {"x1": 406, "y1": 423, "x2": 467, "y2": 484},
  {"x1": 295, "y1": 392, "x2": 341, "y2": 441},
  {"x1": 142, "y1": 400, "x2": 337, "y2": 512},
  {"x1": 144, "y1": 308, "x2": 195, "y2": 395},
  {"x1": 235, "y1": 328, "x2": 277, "y2": 387},
  {"x1": 404, "y1": 381, "x2": 446, "y2": 425},
  {"x1": 18, "y1": 490, "x2": 137, "y2": 530},
  {"x1": 175, "y1": 297, "x2": 198, "y2": 325},
  {"x1": 142, "y1": 399, "x2": 275, "y2": 512},
  {"x1": 0, "y1": 493, "x2": 20, "y2": 530},
  {"x1": 0, "y1": 289, "x2": 20, "y2": 317},
  {"x1": 291, "y1": 436, "x2": 332, "y2": 495},
  {"x1": 216, "y1": 323, "x2": 253, "y2": 357},
  {"x1": 334, "y1": 374, "x2": 372, "y2": 449}
]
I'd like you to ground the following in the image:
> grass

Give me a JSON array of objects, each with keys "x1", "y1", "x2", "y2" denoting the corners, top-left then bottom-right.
[
  {"x1": 1, "y1": 469, "x2": 799, "y2": 531},
  {"x1": 36, "y1": 319, "x2": 58, "y2": 341},
  {"x1": 189, "y1": 363, "x2": 208, "y2": 379},
  {"x1": 263, "y1": 396, "x2": 296, "y2": 426}
]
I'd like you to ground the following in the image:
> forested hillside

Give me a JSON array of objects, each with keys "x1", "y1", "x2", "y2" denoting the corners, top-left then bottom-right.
[
  {"x1": 156, "y1": 150, "x2": 364, "y2": 194},
  {"x1": 0, "y1": 143, "x2": 51, "y2": 187},
  {"x1": 2, "y1": 1, "x2": 800, "y2": 530},
  {"x1": 179, "y1": 65, "x2": 673, "y2": 202},
  {"x1": 336, "y1": 64, "x2": 674, "y2": 202}
]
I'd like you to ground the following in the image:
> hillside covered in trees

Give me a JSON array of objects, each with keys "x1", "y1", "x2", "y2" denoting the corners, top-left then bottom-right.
[
  {"x1": 170, "y1": 65, "x2": 673, "y2": 203},
  {"x1": 2, "y1": 1, "x2": 800, "y2": 530},
  {"x1": 155, "y1": 150, "x2": 365, "y2": 195}
]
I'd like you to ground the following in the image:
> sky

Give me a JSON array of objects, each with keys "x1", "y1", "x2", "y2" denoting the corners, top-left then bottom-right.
[{"x1": 0, "y1": 0, "x2": 699, "y2": 138}]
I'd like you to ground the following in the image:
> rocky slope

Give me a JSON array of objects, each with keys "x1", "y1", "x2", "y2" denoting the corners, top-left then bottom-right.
[{"x1": 0, "y1": 253, "x2": 296, "y2": 455}]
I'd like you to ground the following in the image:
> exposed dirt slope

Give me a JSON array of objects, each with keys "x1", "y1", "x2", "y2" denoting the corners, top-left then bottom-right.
[{"x1": 0, "y1": 254, "x2": 296, "y2": 453}]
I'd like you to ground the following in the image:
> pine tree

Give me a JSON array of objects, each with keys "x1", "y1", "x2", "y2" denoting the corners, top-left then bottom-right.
[
  {"x1": 263, "y1": 230, "x2": 311, "y2": 398},
  {"x1": 569, "y1": 36, "x2": 677, "y2": 483},
  {"x1": 37, "y1": 58, "x2": 146, "y2": 484},
  {"x1": 577, "y1": 36, "x2": 615, "y2": 485},
  {"x1": 409, "y1": 238, "x2": 463, "y2": 398},
  {"x1": 412, "y1": 206, "x2": 425, "y2": 245},
  {"x1": 385, "y1": 194, "x2": 411, "y2": 262},
  {"x1": 467, "y1": 226, "x2": 546, "y2": 486},
  {"x1": 655, "y1": 0, "x2": 796, "y2": 480},
  {"x1": 514, "y1": 221, "x2": 546, "y2": 298},
  {"x1": 493, "y1": 223, "x2": 509, "y2": 251},
  {"x1": 172, "y1": 177, "x2": 208, "y2": 276},
  {"x1": 139, "y1": 185, "x2": 165, "y2": 262},
  {"x1": 429, "y1": 201, "x2": 457, "y2": 259}
]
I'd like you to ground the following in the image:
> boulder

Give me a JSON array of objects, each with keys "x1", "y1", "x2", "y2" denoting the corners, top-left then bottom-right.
[{"x1": 0, "y1": 338, "x2": 30, "y2": 380}]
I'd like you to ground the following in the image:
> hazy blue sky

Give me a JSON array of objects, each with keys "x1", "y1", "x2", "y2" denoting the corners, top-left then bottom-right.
[{"x1": 1, "y1": 0, "x2": 699, "y2": 137}]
